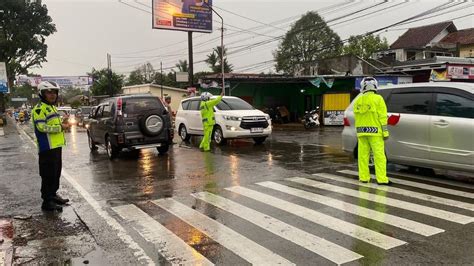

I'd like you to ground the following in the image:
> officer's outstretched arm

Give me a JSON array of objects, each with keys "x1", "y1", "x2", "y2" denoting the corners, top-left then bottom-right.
[{"x1": 208, "y1": 95, "x2": 223, "y2": 107}]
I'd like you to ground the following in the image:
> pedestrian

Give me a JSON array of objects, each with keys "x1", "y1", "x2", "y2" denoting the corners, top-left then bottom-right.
[
  {"x1": 199, "y1": 90, "x2": 224, "y2": 152},
  {"x1": 353, "y1": 77, "x2": 391, "y2": 185},
  {"x1": 164, "y1": 95, "x2": 175, "y2": 117},
  {"x1": 32, "y1": 81, "x2": 70, "y2": 211}
]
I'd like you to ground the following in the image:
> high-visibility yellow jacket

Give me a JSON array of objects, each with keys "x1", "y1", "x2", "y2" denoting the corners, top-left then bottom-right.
[
  {"x1": 353, "y1": 91, "x2": 389, "y2": 138},
  {"x1": 32, "y1": 102, "x2": 66, "y2": 153},
  {"x1": 200, "y1": 95, "x2": 223, "y2": 126}
]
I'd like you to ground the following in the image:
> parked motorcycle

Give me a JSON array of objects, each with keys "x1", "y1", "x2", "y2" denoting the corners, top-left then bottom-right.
[{"x1": 302, "y1": 107, "x2": 320, "y2": 129}]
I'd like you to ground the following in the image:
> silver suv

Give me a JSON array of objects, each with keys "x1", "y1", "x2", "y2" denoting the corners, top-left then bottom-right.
[
  {"x1": 87, "y1": 95, "x2": 173, "y2": 159},
  {"x1": 342, "y1": 82, "x2": 474, "y2": 172}
]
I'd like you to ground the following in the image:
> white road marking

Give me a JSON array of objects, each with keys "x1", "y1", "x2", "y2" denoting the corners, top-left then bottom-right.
[
  {"x1": 339, "y1": 170, "x2": 474, "y2": 200},
  {"x1": 319, "y1": 172, "x2": 474, "y2": 212},
  {"x1": 17, "y1": 123, "x2": 154, "y2": 265},
  {"x1": 113, "y1": 204, "x2": 213, "y2": 266},
  {"x1": 257, "y1": 181, "x2": 444, "y2": 237},
  {"x1": 152, "y1": 198, "x2": 294, "y2": 266},
  {"x1": 192, "y1": 192, "x2": 363, "y2": 265},
  {"x1": 225, "y1": 186, "x2": 406, "y2": 250},
  {"x1": 289, "y1": 177, "x2": 474, "y2": 225}
]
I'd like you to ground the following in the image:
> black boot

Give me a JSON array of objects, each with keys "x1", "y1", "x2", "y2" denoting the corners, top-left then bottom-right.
[
  {"x1": 53, "y1": 195, "x2": 70, "y2": 205},
  {"x1": 42, "y1": 201, "x2": 63, "y2": 212}
]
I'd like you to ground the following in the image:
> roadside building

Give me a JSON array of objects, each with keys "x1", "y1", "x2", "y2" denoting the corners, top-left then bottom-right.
[{"x1": 122, "y1": 84, "x2": 188, "y2": 114}]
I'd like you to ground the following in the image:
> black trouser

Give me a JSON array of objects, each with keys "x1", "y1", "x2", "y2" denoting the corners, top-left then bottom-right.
[{"x1": 39, "y1": 148, "x2": 62, "y2": 201}]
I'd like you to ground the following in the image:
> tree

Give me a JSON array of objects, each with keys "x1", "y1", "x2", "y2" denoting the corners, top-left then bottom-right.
[
  {"x1": 205, "y1": 46, "x2": 233, "y2": 73},
  {"x1": 0, "y1": 0, "x2": 56, "y2": 110},
  {"x1": 126, "y1": 62, "x2": 155, "y2": 86},
  {"x1": 342, "y1": 34, "x2": 389, "y2": 59},
  {"x1": 274, "y1": 12, "x2": 342, "y2": 75},
  {"x1": 175, "y1": 60, "x2": 188, "y2": 73},
  {"x1": 88, "y1": 68, "x2": 124, "y2": 96},
  {"x1": 62, "y1": 87, "x2": 83, "y2": 103}
]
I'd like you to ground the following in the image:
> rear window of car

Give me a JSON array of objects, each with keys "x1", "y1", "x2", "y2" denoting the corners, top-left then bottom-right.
[
  {"x1": 122, "y1": 97, "x2": 163, "y2": 114},
  {"x1": 216, "y1": 98, "x2": 254, "y2": 110},
  {"x1": 80, "y1": 107, "x2": 92, "y2": 114}
]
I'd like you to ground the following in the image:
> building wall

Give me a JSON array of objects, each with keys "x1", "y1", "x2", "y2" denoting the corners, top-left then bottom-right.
[
  {"x1": 460, "y1": 44, "x2": 474, "y2": 58},
  {"x1": 122, "y1": 84, "x2": 187, "y2": 113},
  {"x1": 395, "y1": 49, "x2": 407, "y2": 61}
]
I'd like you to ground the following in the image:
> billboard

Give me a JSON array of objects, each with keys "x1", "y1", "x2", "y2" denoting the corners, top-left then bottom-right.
[
  {"x1": 16, "y1": 76, "x2": 93, "y2": 87},
  {"x1": 354, "y1": 76, "x2": 413, "y2": 90},
  {"x1": 0, "y1": 62, "x2": 9, "y2": 93},
  {"x1": 152, "y1": 0, "x2": 213, "y2": 33},
  {"x1": 447, "y1": 65, "x2": 474, "y2": 80}
]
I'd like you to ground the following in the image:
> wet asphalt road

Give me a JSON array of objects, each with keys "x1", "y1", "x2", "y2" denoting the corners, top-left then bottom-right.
[{"x1": 6, "y1": 124, "x2": 474, "y2": 265}]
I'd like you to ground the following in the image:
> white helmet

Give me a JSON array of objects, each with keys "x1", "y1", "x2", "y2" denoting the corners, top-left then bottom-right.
[
  {"x1": 38, "y1": 81, "x2": 60, "y2": 97},
  {"x1": 360, "y1": 77, "x2": 378, "y2": 93},
  {"x1": 200, "y1": 91, "x2": 213, "y2": 101}
]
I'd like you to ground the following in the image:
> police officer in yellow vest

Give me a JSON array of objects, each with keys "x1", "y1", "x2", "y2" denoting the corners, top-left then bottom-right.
[
  {"x1": 199, "y1": 90, "x2": 224, "y2": 152},
  {"x1": 32, "y1": 81, "x2": 70, "y2": 211},
  {"x1": 354, "y1": 77, "x2": 391, "y2": 185}
]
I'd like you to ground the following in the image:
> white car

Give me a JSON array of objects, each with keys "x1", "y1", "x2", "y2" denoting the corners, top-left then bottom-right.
[
  {"x1": 342, "y1": 82, "x2": 474, "y2": 173},
  {"x1": 175, "y1": 96, "x2": 272, "y2": 145}
]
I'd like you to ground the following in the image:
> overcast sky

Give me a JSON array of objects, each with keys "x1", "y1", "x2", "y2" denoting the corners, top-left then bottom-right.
[{"x1": 36, "y1": 0, "x2": 474, "y2": 77}]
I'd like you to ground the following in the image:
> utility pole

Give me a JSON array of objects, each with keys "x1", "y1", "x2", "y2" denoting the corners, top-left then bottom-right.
[
  {"x1": 160, "y1": 61, "x2": 163, "y2": 98},
  {"x1": 188, "y1": 31, "x2": 193, "y2": 87},
  {"x1": 107, "y1": 53, "x2": 112, "y2": 96},
  {"x1": 203, "y1": 3, "x2": 225, "y2": 95}
]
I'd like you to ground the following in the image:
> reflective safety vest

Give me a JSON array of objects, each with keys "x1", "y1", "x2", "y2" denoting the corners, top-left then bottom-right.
[
  {"x1": 200, "y1": 95, "x2": 223, "y2": 126},
  {"x1": 353, "y1": 91, "x2": 389, "y2": 138},
  {"x1": 32, "y1": 102, "x2": 66, "y2": 153}
]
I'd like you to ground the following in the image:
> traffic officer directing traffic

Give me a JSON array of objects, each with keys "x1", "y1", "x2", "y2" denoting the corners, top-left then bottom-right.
[
  {"x1": 32, "y1": 81, "x2": 70, "y2": 211},
  {"x1": 199, "y1": 89, "x2": 224, "y2": 152},
  {"x1": 354, "y1": 77, "x2": 391, "y2": 185}
]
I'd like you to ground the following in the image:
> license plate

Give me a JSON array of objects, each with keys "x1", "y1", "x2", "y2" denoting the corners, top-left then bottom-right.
[{"x1": 250, "y1": 127, "x2": 263, "y2": 133}]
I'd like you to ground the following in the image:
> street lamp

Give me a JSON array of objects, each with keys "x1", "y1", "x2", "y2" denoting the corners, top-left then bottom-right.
[{"x1": 203, "y1": 2, "x2": 225, "y2": 95}]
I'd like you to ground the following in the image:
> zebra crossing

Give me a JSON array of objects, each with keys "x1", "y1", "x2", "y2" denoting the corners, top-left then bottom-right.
[{"x1": 111, "y1": 170, "x2": 474, "y2": 265}]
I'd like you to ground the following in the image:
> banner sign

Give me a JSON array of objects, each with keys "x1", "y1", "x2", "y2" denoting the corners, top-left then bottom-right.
[
  {"x1": 0, "y1": 62, "x2": 9, "y2": 93},
  {"x1": 447, "y1": 65, "x2": 474, "y2": 80},
  {"x1": 17, "y1": 76, "x2": 92, "y2": 87},
  {"x1": 323, "y1": 110, "x2": 344, "y2": 125},
  {"x1": 152, "y1": 0, "x2": 213, "y2": 33},
  {"x1": 354, "y1": 76, "x2": 412, "y2": 90}
]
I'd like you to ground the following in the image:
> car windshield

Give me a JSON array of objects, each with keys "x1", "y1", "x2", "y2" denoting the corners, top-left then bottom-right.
[
  {"x1": 122, "y1": 97, "x2": 163, "y2": 114},
  {"x1": 216, "y1": 98, "x2": 254, "y2": 110}
]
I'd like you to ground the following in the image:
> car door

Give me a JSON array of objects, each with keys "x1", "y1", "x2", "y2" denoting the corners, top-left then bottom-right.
[
  {"x1": 188, "y1": 99, "x2": 203, "y2": 133},
  {"x1": 385, "y1": 88, "x2": 433, "y2": 164},
  {"x1": 88, "y1": 105, "x2": 102, "y2": 143},
  {"x1": 92, "y1": 105, "x2": 106, "y2": 144},
  {"x1": 430, "y1": 88, "x2": 474, "y2": 167}
]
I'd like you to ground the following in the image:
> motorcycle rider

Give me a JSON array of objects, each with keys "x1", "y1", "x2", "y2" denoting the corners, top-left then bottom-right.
[
  {"x1": 199, "y1": 89, "x2": 224, "y2": 152},
  {"x1": 353, "y1": 77, "x2": 391, "y2": 185},
  {"x1": 32, "y1": 81, "x2": 70, "y2": 211}
]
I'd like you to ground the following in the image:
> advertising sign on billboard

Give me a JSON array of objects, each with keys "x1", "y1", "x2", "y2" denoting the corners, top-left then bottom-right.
[
  {"x1": 17, "y1": 76, "x2": 92, "y2": 87},
  {"x1": 152, "y1": 0, "x2": 213, "y2": 33},
  {"x1": 0, "y1": 62, "x2": 9, "y2": 93},
  {"x1": 447, "y1": 65, "x2": 474, "y2": 80}
]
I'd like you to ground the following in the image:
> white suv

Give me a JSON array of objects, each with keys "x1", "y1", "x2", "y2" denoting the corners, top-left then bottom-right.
[{"x1": 175, "y1": 96, "x2": 272, "y2": 145}]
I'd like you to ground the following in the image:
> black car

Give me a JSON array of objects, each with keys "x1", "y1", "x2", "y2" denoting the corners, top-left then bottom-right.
[{"x1": 87, "y1": 94, "x2": 173, "y2": 159}]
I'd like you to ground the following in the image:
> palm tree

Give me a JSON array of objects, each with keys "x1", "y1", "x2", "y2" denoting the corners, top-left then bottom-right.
[{"x1": 205, "y1": 46, "x2": 233, "y2": 73}]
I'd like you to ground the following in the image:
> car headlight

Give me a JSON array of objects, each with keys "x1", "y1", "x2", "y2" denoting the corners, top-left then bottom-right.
[
  {"x1": 223, "y1": 115, "x2": 242, "y2": 121},
  {"x1": 265, "y1": 114, "x2": 270, "y2": 120}
]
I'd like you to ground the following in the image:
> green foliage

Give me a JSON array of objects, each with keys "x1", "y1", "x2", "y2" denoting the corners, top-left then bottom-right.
[
  {"x1": 175, "y1": 60, "x2": 188, "y2": 72},
  {"x1": 205, "y1": 46, "x2": 233, "y2": 73},
  {"x1": 9, "y1": 84, "x2": 34, "y2": 101},
  {"x1": 62, "y1": 86, "x2": 83, "y2": 102},
  {"x1": 126, "y1": 62, "x2": 155, "y2": 86},
  {"x1": 70, "y1": 100, "x2": 82, "y2": 109},
  {"x1": 274, "y1": 11, "x2": 342, "y2": 75},
  {"x1": 0, "y1": 0, "x2": 56, "y2": 84},
  {"x1": 88, "y1": 68, "x2": 124, "y2": 96},
  {"x1": 342, "y1": 34, "x2": 389, "y2": 59}
]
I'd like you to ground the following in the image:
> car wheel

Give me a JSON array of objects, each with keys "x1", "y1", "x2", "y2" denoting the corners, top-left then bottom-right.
[
  {"x1": 157, "y1": 143, "x2": 169, "y2": 155},
  {"x1": 106, "y1": 135, "x2": 119, "y2": 159},
  {"x1": 87, "y1": 131, "x2": 98, "y2": 151},
  {"x1": 213, "y1": 126, "x2": 227, "y2": 146},
  {"x1": 179, "y1": 124, "x2": 191, "y2": 141},
  {"x1": 253, "y1": 137, "x2": 267, "y2": 145}
]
